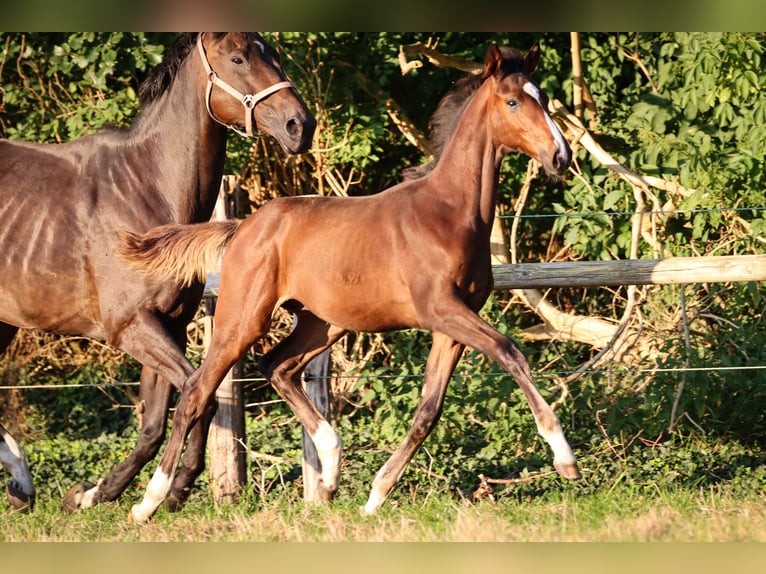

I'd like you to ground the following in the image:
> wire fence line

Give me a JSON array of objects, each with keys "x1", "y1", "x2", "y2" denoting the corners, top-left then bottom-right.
[{"x1": 4, "y1": 364, "x2": 766, "y2": 393}]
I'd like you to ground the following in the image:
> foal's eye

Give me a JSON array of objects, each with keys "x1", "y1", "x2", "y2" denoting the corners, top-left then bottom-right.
[
  {"x1": 231, "y1": 57, "x2": 244, "y2": 66},
  {"x1": 507, "y1": 99, "x2": 519, "y2": 109}
]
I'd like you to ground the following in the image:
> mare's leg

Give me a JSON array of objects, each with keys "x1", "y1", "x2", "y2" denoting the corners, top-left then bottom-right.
[
  {"x1": 0, "y1": 323, "x2": 35, "y2": 511},
  {"x1": 362, "y1": 332, "x2": 464, "y2": 515},
  {"x1": 426, "y1": 298, "x2": 579, "y2": 481},
  {"x1": 62, "y1": 367, "x2": 173, "y2": 511},
  {"x1": 1, "y1": 422, "x2": 35, "y2": 511},
  {"x1": 63, "y1": 310, "x2": 196, "y2": 512},
  {"x1": 0, "y1": 322, "x2": 19, "y2": 351},
  {"x1": 165, "y1": 396, "x2": 218, "y2": 511},
  {"x1": 259, "y1": 311, "x2": 346, "y2": 500}
]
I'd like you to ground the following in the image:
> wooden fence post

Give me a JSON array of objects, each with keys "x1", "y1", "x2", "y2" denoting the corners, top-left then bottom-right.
[{"x1": 206, "y1": 176, "x2": 246, "y2": 504}]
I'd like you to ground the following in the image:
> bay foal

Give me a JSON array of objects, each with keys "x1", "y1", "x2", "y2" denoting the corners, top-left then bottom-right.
[{"x1": 123, "y1": 42, "x2": 579, "y2": 522}]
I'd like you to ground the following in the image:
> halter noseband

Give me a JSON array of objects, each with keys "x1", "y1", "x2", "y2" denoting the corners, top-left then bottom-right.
[{"x1": 197, "y1": 34, "x2": 295, "y2": 138}]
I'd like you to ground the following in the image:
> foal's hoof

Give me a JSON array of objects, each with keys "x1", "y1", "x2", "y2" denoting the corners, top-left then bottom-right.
[
  {"x1": 164, "y1": 487, "x2": 191, "y2": 513},
  {"x1": 6, "y1": 481, "x2": 35, "y2": 512},
  {"x1": 554, "y1": 461, "x2": 581, "y2": 480},
  {"x1": 61, "y1": 481, "x2": 94, "y2": 513}
]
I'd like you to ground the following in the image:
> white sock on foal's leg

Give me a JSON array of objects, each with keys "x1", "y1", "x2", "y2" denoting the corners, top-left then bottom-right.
[
  {"x1": 128, "y1": 468, "x2": 173, "y2": 523},
  {"x1": 311, "y1": 420, "x2": 342, "y2": 493}
]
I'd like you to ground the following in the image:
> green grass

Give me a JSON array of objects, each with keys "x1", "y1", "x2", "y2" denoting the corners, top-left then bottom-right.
[
  {"x1": 3, "y1": 471, "x2": 766, "y2": 542},
  {"x1": 5, "y1": 358, "x2": 766, "y2": 542}
]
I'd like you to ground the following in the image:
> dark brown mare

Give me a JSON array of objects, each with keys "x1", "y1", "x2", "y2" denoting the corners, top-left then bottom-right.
[
  {"x1": 122, "y1": 42, "x2": 580, "y2": 523},
  {"x1": 0, "y1": 33, "x2": 315, "y2": 512}
]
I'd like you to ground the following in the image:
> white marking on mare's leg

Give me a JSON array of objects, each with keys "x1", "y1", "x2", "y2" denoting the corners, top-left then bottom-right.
[
  {"x1": 128, "y1": 468, "x2": 173, "y2": 523},
  {"x1": 311, "y1": 420, "x2": 342, "y2": 493},
  {"x1": 0, "y1": 431, "x2": 35, "y2": 496},
  {"x1": 77, "y1": 479, "x2": 104, "y2": 509}
]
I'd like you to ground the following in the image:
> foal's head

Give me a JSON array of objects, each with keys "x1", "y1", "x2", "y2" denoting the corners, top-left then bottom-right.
[{"x1": 482, "y1": 42, "x2": 571, "y2": 176}]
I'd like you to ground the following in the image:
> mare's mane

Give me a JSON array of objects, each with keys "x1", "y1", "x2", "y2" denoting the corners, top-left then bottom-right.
[
  {"x1": 402, "y1": 45, "x2": 529, "y2": 180},
  {"x1": 139, "y1": 33, "x2": 202, "y2": 106}
]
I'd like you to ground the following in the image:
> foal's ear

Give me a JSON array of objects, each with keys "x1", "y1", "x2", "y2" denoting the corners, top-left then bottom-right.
[
  {"x1": 523, "y1": 42, "x2": 542, "y2": 74},
  {"x1": 482, "y1": 44, "x2": 503, "y2": 79}
]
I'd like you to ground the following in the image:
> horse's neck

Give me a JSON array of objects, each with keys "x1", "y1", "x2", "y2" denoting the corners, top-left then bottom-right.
[
  {"x1": 129, "y1": 61, "x2": 227, "y2": 224},
  {"x1": 429, "y1": 89, "x2": 501, "y2": 231}
]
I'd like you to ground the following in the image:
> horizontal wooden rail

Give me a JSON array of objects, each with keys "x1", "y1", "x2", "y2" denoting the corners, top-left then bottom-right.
[
  {"x1": 492, "y1": 254, "x2": 766, "y2": 289},
  {"x1": 204, "y1": 254, "x2": 766, "y2": 299}
]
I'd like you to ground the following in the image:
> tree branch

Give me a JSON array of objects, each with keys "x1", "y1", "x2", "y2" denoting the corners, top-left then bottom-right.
[{"x1": 398, "y1": 39, "x2": 482, "y2": 76}]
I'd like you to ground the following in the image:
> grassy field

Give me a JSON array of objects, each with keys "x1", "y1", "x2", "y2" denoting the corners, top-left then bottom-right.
[{"x1": 3, "y1": 477, "x2": 766, "y2": 542}]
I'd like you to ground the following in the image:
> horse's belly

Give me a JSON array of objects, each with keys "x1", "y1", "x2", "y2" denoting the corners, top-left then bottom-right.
[
  {"x1": 0, "y1": 282, "x2": 102, "y2": 337},
  {"x1": 297, "y1": 286, "x2": 417, "y2": 333}
]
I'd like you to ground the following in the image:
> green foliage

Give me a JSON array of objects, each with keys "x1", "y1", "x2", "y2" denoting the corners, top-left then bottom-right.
[
  {"x1": 550, "y1": 33, "x2": 766, "y2": 261},
  {"x1": 1, "y1": 33, "x2": 172, "y2": 142}
]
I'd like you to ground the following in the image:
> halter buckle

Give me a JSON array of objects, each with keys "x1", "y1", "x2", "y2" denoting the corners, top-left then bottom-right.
[{"x1": 242, "y1": 94, "x2": 256, "y2": 109}]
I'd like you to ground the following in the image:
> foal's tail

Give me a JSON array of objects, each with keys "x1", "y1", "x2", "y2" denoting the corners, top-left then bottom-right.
[{"x1": 120, "y1": 220, "x2": 242, "y2": 286}]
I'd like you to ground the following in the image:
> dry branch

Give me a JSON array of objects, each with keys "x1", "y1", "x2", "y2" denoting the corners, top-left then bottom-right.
[
  {"x1": 398, "y1": 39, "x2": 482, "y2": 76},
  {"x1": 385, "y1": 98, "x2": 433, "y2": 156}
]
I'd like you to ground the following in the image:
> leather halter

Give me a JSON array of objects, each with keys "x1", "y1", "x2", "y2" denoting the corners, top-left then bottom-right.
[{"x1": 197, "y1": 34, "x2": 295, "y2": 138}]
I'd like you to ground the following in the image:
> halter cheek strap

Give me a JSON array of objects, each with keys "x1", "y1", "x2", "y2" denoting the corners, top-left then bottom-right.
[{"x1": 197, "y1": 34, "x2": 296, "y2": 138}]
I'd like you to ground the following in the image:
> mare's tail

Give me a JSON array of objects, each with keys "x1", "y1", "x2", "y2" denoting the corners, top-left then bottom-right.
[{"x1": 120, "y1": 220, "x2": 242, "y2": 286}]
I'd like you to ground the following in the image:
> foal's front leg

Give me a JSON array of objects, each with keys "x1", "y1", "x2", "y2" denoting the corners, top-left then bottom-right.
[
  {"x1": 128, "y1": 369, "x2": 213, "y2": 524},
  {"x1": 363, "y1": 333, "x2": 465, "y2": 515},
  {"x1": 434, "y1": 301, "x2": 580, "y2": 480}
]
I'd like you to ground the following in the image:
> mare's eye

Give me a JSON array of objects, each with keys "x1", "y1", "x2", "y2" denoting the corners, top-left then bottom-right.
[
  {"x1": 507, "y1": 99, "x2": 519, "y2": 109},
  {"x1": 231, "y1": 57, "x2": 244, "y2": 66}
]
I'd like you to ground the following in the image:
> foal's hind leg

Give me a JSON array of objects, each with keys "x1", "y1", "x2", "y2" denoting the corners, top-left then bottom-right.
[
  {"x1": 363, "y1": 332, "x2": 464, "y2": 515},
  {"x1": 259, "y1": 311, "x2": 347, "y2": 501},
  {"x1": 130, "y1": 277, "x2": 278, "y2": 522}
]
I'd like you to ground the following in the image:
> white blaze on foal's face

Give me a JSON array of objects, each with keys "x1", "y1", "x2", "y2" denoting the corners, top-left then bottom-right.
[{"x1": 522, "y1": 80, "x2": 569, "y2": 156}]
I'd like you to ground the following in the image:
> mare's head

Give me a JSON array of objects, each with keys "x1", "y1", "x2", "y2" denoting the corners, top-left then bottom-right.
[
  {"x1": 196, "y1": 32, "x2": 316, "y2": 153},
  {"x1": 482, "y1": 42, "x2": 570, "y2": 176}
]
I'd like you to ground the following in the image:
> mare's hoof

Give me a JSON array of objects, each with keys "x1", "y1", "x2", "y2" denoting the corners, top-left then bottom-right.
[
  {"x1": 314, "y1": 481, "x2": 337, "y2": 503},
  {"x1": 61, "y1": 481, "x2": 94, "y2": 513},
  {"x1": 6, "y1": 481, "x2": 35, "y2": 512},
  {"x1": 554, "y1": 461, "x2": 581, "y2": 480}
]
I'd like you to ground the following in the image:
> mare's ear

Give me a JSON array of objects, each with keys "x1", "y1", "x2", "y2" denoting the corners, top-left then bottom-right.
[
  {"x1": 482, "y1": 44, "x2": 503, "y2": 79},
  {"x1": 523, "y1": 42, "x2": 541, "y2": 74}
]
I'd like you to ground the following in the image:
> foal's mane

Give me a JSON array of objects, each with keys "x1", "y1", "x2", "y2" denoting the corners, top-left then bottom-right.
[{"x1": 402, "y1": 45, "x2": 529, "y2": 180}]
